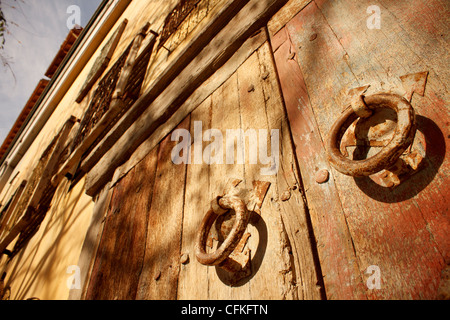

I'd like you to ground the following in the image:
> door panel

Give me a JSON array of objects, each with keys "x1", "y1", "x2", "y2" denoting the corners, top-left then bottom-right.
[
  {"x1": 86, "y1": 41, "x2": 322, "y2": 300},
  {"x1": 135, "y1": 116, "x2": 190, "y2": 300},
  {"x1": 274, "y1": 37, "x2": 366, "y2": 300},
  {"x1": 178, "y1": 44, "x2": 322, "y2": 299},
  {"x1": 85, "y1": 0, "x2": 448, "y2": 300},
  {"x1": 273, "y1": 0, "x2": 449, "y2": 299},
  {"x1": 85, "y1": 143, "x2": 159, "y2": 300}
]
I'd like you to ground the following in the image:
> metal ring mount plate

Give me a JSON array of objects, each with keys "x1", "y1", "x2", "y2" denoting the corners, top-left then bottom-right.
[
  {"x1": 327, "y1": 93, "x2": 416, "y2": 177},
  {"x1": 195, "y1": 196, "x2": 249, "y2": 266}
]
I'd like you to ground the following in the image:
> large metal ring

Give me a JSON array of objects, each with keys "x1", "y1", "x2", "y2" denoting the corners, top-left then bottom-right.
[
  {"x1": 195, "y1": 195, "x2": 249, "y2": 266},
  {"x1": 327, "y1": 93, "x2": 416, "y2": 177}
]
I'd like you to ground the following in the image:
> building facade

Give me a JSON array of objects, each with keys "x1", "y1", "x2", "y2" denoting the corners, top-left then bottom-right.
[{"x1": 0, "y1": 0, "x2": 448, "y2": 300}]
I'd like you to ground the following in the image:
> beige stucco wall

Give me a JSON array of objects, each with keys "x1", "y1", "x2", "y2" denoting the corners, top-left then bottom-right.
[
  {"x1": 0, "y1": 0, "x2": 180, "y2": 198},
  {"x1": 4, "y1": 178, "x2": 93, "y2": 300},
  {"x1": 0, "y1": 0, "x2": 227, "y2": 299}
]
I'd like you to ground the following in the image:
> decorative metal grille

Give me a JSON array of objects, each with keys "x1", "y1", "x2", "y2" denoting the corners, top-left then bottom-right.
[
  {"x1": 158, "y1": 0, "x2": 202, "y2": 51},
  {"x1": 8, "y1": 128, "x2": 67, "y2": 258},
  {"x1": 78, "y1": 40, "x2": 155, "y2": 161},
  {"x1": 72, "y1": 44, "x2": 132, "y2": 151}
]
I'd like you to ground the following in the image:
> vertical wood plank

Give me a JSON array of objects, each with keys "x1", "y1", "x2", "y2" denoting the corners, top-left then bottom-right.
[
  {"x1": 136, "y1": 117, "x2": 189, "y2": 300},
  {"x1": 257, "y1": 40, "x2": 323, "y2": 300},
  {"x1": 237, "y1": 49, "x2": 286, "y2": 300},
  {"x1": 273, "y1": 24, "x2": 366, "y2": 299},
  {"x1": 85, "y1": 146, "x2": 158, "y2": 300},
  {"x1": 207, "y1": 73, "x2": 246, "y2": 299},
  {"x1": 284, "y1": 0, "x2": 449, "y2": 299},
  {"x1": 177, "y1": 98, "x2": 212, "y2": 300}
]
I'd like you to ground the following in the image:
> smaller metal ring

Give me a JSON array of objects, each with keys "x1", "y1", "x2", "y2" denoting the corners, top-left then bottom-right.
[
  {"x1": 327, "y1": 93, "x2": 416, "y2": 177},
  {"x1": 195, "y1": 195, "x2": 249, "y2": 266}
]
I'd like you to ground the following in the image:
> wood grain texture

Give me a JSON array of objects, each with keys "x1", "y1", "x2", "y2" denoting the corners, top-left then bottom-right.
[
  {"x1": 273, "y1": 31, "x2": 366, "y2": 300},
  {"x1": 206, "y1": 72, "x2": 246, "y2": 299},
  {"x1": 257, "y1": 39, "x2": 322, "y2": 299},
  {"x1": 85, "y1": 145, "x2": 159, "y2": 300},
  {"x1": 135, "y1": 117, "x2": 189, "y2": 300},
  {"x1": 85, "y1": 0, "x2": 289, "y2": 197},
  {"x1": 237, "y1": 48, "x2": 298, "y2": 300},
  {"x1": 177, "y1": 98, "x2": 212, "y2": 300},
  {"x1": 281, "y1": 0, "x2": 449, "y2": 299}
]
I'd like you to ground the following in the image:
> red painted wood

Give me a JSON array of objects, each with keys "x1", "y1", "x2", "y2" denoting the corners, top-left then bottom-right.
[
  {"x1": 275, "y1": 0, "x2": 449, "y2": 299},
  {"x1": 273, "y1": 33, "x2": 366, "y2": 299}
]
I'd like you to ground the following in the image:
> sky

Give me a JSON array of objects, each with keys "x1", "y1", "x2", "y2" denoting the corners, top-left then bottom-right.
[{"x1": 0, "y1": 0, "x2": 102, "y2": 145}]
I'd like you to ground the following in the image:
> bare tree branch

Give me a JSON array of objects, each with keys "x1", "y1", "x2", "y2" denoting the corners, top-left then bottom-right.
[{"x1": 0, "y1": 0, "x2": 18, "y2": 80}]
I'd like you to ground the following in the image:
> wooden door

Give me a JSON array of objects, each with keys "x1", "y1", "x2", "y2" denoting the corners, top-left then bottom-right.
[
  {"x1": 83, "y1": 0, "x2": 448, "y2": 300},
  {"x1": 272, "y1": 0, "x2": 449, "y2": 299},
  {"x1": 84, "y1": 41, "x2": 323, "y2": 300}
]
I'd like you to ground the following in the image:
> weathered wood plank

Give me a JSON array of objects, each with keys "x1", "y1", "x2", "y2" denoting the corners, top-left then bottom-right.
[
  {"x1": 273, "y1": 25, "x2": 366, "y2": 299},
  {"x1": 85, "y1": 0, "x2": 289, "y2": 197},
  {"x1": 85, "y1": 145, "x2": 159, "y2": 300},
  {"x1": 207, "y1": 73, "x2": 246, "y2": 300},
  {"x1": 237, "y1": 49, "x2": 292, "y2": 299},
  {"x1": 270, "y1": 26, "x2": 289, "y2": 53},
  {"x1": 268, "y1": 0, "x2": 312, "y2": 37},
  {"x1": 257, "y1": 39, "x2": 323, "y2": 299},
  {"x1": 136, "y1": 117, "x2": 189, "y2": 300},
  {"x1": 110, "y1": 29, "x2": 268, "y2": 189},
  {"x1": 177, "y1": 98, "x2": 212, "y2": 300},
  {"x1": 302, "y1": 0, "x2": 449, "y2": 299}
]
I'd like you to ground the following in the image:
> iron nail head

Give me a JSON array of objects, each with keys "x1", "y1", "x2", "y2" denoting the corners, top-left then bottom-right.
[{"x1": 315, "y1": 169, "x2": 330, "y2": 184}]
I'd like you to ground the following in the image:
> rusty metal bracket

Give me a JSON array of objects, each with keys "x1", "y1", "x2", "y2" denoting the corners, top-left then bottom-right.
[
  {"x1": 347, "y1": 85, "x2": 372, "y2": 118},
  {"x1": 400, "y1": 71, "x2": 429, "y2": 102},
  {"x1": 195, "y1": 179, "x2": 270, "y2": 283},
  {"x1": 332, "y1": 73, "x2": 431, "y2": 188},
  {"x1": 327, "y1": 93, "x2": 417, "y2": 177},
  {"x1": 369, "y1": 145, "x2": 425, "y2": 188}
]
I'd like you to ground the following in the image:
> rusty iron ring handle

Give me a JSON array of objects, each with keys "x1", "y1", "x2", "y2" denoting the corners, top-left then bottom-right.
[
  {"x1": 327, "y1": 93, "x2": 416, "y2": 177},
  {"x1": 195, "y1": 195, "x2": 249, "y2": 266}
]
